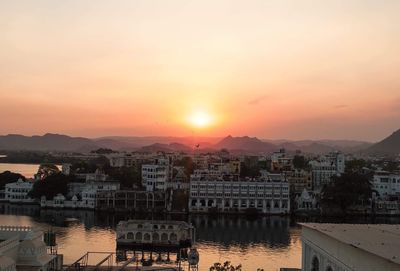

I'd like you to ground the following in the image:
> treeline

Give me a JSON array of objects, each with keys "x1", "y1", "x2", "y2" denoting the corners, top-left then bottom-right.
[{"x1": 0, "y1": 150, "x2": 82, "y2": 164}]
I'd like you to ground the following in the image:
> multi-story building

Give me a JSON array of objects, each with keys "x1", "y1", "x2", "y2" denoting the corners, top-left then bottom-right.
[
  {"x1": 310, "y1": 152, "x2": 345, "y2": 192},
  {"x1": 270, "y1": 149, "x2": 293, "y2": 172},
  {"x1": 96, "y1": 190, "x2": 171, "y2": 212},
  {"x1": 372, "y1": 171, "x2": 400, "y2": 197},
  {"x1": 189, "y1": 171, "x2": 290, "y2": 214},
  {"x1": 208, "y1": 160, "x2": 241, "y2": 175},
  {"x1": 4, "y1": 179, "x2": 34, "y2": 203},
  {"x1": 142, "y1": 156, "x2": 173, "y2": 191},
  {"x1": 0, "y1": 225, "x2": 62, "y2": 271},
  {"x1": 300, "y1": 223, "x2": 400, "y2": 271},
  {"x1": 287, "y1": 169, "x2": 312, "y2": 194}
]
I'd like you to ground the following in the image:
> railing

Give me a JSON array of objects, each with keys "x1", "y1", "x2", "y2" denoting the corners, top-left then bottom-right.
[
  {"x1": 0, "y1": 235, "x2": 19, "y2": 252},
  {"x1": 0, "y1": 225, "x2": 33, "y2": 232}
]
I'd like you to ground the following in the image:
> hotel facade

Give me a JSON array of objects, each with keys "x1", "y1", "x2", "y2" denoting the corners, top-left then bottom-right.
[{"x1": 189, "y1": 171, "x2": 290, "y2": 214}]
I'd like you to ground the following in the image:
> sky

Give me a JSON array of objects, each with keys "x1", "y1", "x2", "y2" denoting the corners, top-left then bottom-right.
[{"x1": 1, "y1": 0, "x2": 400, "y2": 142}]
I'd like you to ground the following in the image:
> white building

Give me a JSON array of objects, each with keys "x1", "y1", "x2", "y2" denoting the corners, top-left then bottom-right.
[
  {"x1": 4, "y1": 179, "x2": 34, "y2": 203},
  {"x1": 142, "y1": 156, "x2": 173, "y2": 191},
  {"x1": 310, "y1": 152, "x2": 345, "y2": 192},
  {"x1": 0, "y1": 225, "x2": 62, "y2": 271},
  {"x1": 372, "y1": 171, "x2": 400, "y2": 197},
  {"x1": 300, "y1": 223, "x2": 400, "y2": 271},
  {"x1": 189, "y1": 171, "x2": 290, "y2": 214}
]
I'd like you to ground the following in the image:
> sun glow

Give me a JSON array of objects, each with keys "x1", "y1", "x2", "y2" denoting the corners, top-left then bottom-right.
[{"x1": 188, "y1": 111, "x2": 212, "y2": 128}]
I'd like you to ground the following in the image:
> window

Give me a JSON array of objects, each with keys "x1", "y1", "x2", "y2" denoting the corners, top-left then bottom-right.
[{"x1": 311, "y1": 256, "x2": 319, "y2": 271}]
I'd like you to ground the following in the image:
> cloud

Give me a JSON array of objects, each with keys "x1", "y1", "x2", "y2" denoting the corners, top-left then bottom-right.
[
  {"x1": 248, "y1": 95, "x2": 269, "y2": 105},
  {"x1": 334, "y1": 104, "x2": 348, "y2": 109}
]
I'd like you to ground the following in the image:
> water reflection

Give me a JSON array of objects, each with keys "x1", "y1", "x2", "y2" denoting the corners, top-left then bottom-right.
[{"x1": 0, "y1": 203, "x2": 303, "y2": 270}]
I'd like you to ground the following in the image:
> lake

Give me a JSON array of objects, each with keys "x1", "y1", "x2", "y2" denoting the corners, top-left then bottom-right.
[
  {"x1": 1, "y1": 205, "x2": 399, "y2": 271},
  {"x1": 0, "y1": 163, "x2": 42, "y2": 178}
]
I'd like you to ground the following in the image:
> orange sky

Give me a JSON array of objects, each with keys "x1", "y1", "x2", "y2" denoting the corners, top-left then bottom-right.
[{"x1": 1, "y1": 1, "x2": 400, "y2": 141}]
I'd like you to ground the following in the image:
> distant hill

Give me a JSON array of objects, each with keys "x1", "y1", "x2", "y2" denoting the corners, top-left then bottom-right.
[
  {"x1": 138, "y1": 143, "x2": 193, "y2": 153},
  {"x1": 366, "y1": 129, "x2": 400, "y2": 155},
  {"x1": 214, "y1": 135, "x2": 278, "y2": 153},
  {"x1": 263, "y1": 139, "x2": 372, "y2": 154},
  {"x1": 0, "y1": 133, "x2": 98, "y2": 152},
  {"x1": 0, "y1": 133, "x2": 375, "y2": 155}
]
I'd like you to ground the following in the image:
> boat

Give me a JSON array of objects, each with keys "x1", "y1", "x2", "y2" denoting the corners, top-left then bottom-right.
[{"x1": 116, "y1": 220, "x2": 195, "y2": 251}]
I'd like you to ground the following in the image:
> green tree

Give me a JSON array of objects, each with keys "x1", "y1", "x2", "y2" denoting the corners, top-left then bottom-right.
[
  {"x1": 209, "y1": 262, "x2": 242, "y2": 271},
  {"x1": 292, "y1": 155, "x2": 308, "y2": 169},
  {"x1": 345, "y1": 159, "x2": 367, "y2": 173},
  {"x1": 105, "y1": 166, "x2": 141, "y2": 189},
  {"x1": 173, "y1": 156, "x2": 194, "y2": 177},
  {"x1": 29, "y1": 173, "x2": 72, "y2": 199},
  {"x1": 0, "y1": 171, "x2": 25, "y2": 189},
  {"x1": 321, "y1": 172, "x2": 372, "y2": 214},
  {"x1": 240, "y1": 156, "x2": 261, "y2": 177},
  {"x1": 36, "y1": 163, "x2": 60, "y2": 180}
]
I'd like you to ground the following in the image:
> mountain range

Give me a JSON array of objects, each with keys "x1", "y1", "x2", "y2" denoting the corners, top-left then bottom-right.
[{"x1": 0, "y1": 131, "x2": 391, "y2": 155}]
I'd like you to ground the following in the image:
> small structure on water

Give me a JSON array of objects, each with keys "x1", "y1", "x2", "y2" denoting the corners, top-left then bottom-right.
[{"x1": 116, "y1": 220, "x2": 195, "y2": 250}]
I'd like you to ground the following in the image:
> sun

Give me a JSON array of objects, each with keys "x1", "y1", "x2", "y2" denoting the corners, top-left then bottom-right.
[{"x1": 188, "y1": 111, "x2": 212, "y2": 128}]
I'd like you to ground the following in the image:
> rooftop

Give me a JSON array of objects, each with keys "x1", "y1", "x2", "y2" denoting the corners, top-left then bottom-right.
[{"x1": 301, "y1": 223, "x2": 400, "y2": 265}]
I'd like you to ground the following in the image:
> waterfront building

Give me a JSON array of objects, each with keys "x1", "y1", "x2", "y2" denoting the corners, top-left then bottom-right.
[
  {"x1": 0, "y1": 225, "x2": 62, "y2": 271},
  {"x1": 96, "y1": 190, "x2": 171, "y2": 212},
  {"x1": 142, "y1": 156, "x2": 173, "y2": 191},
  {"x1": 294, "y1": 189, "x2": 318, "y2": 211},
  {"x1": 4, "y1": 179, "x2": 34, "y2": 203},
  {"x1": 372, "y1": 170, "x2": 400, "y2": 198},
  {"x1": 300, "y1": 223, "x2": 400, "y2": 271},
  {"x1": 189, "y1": 171, "x2": 290, "y2": 214},
  {"x1": 116, "y1": 220, "x2": 194, "y2": 248}
]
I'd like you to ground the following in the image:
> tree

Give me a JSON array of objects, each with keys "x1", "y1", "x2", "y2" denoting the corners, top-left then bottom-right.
[
  {"x1": 209, "y1": 262, "x2": 242, "y2": 271},
  {"x1": 321, "y1": 172, "x2": 372, "y2": 214},
  {"x1": 173, "y1": 156, "x2": 194, "y2": 177},
  {"x1": 0, "y1": 171, "x2": 25, "y2": 189},
  {"x1": 105, "y1": 166, "x2": 141, "y2": 189},
  {"x1": 36, "y1": 163, "x2": 60, "y2": 180},
  {"x1": 90, "y1": 148, "x2": 115, "y2": 154},
  {"x1": 29, "y1": 173, "x2": 72, "y2": 199},
  {"x1": 240, "y1": 156, "x2": 261, "y2": 177},
  {"x1": 345, "y1": 159, "x2": 367, "y2": 173},
  {"x1": 293, "y1": 155, "x2": 308, "y2": 170}
]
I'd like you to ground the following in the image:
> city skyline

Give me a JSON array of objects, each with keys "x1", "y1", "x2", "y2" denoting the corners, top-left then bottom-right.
[{"x1": 1, "y1": 1, "x2": 400, "y2": 141}]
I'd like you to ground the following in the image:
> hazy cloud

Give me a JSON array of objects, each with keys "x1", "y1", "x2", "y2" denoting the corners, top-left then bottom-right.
[
  {"x1": 334, "y1": 104, "x2": 348, "y2": 109},
  {"x1": 248, "y1": 95, "x2": 269, "y2": 105}
]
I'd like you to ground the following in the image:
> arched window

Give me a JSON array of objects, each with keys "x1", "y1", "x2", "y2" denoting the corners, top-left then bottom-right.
[
  {"x1": 311, "y1": 256, "x2": 319, "y2": 271},
  {"x1": 144, "y1": 233, "x2": 151, "y2": 241},
  {"x1": 326, "y1": 266, "x2": 333, "y2": 271},
  {"x1": 152, "y1": 232, "x2": 160, "y2": 241},
  {"x1": 170, "y1": 233, "x2": 178, "y2": 242},
  {"x1": 126, "y1": 232, "x2": 134, "y2": 239},
  {"x1": 135, "y1": 232, "x2": 142, "y2": 241},
  {"x1": 161, "y1": 233, "x2": 168, "y2": 242}
]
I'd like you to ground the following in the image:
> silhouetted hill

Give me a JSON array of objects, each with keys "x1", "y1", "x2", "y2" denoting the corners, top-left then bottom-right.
[
  {"x1": 138, "y1": 143, "x2": 193, "y2": 153},
  {"x1": 214, "y1": 136, "x2": 278, "y2": 153},
  {"x1": 0, "y1": 133, "x2": 98, "y2": 152},
  {"x1": 366, "y1": 129, "x2": 400, "y2": 155}
]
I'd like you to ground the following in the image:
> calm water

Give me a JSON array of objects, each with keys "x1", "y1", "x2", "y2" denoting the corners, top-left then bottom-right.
[
  {"x1": 2, "y1": 205, "x2": 399, "y2": 271},
  {"x1": 0, "y1": 205, "x2": 302, "y2": 270},
  {"x1": 0, "y1": 163, "x2": 62, "y2": 178},
  {"x1": 0, "y1": 163, "x2": 42, "y2": 178}
]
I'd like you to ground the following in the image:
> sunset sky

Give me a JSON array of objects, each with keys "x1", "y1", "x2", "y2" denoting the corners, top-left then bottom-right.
[{"x1": 1, "y1": 0, "x2": 399, "y2": 142}]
